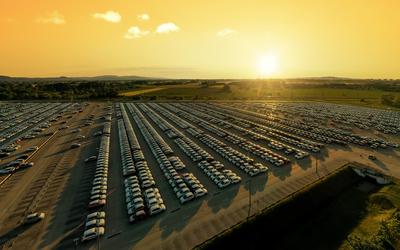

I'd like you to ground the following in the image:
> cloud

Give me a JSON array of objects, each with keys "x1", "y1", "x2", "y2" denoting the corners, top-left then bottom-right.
[
  {"x1": 124, "y1": 26, "x2": 149, "y2": 39},
  {"x1": 137, "y1": 14, "x2": 150, "y2": 21},
  {"x1": 93, "y1": 11, "x2": 121, "y2": 23},
  {"x1": 36, "y1": 11, "x2": 65, "y2": 25},
  {"x1": 156, "y1": 22, "x2": 180, "y2": 34},
  {"x1": 217, "y1": 28, "x2": 237, "y2": 37}
]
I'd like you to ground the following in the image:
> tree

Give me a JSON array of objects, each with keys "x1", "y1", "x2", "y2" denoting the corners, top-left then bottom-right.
[{"x1": 221, "y1": 84, "x2": 232, "y2": 93}]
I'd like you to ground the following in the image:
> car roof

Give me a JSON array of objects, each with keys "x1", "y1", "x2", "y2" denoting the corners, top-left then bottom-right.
[{"x1": 26, "y1": 213, "x2": 38, "y2": 218}]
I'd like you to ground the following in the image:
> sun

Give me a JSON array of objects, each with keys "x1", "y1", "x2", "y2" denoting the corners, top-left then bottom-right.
[{"x1": 257, "y1": 54, "x2": 279, "y2": 77}]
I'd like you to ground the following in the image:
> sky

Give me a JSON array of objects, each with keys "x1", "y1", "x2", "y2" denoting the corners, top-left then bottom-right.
[{"x1": 0, "y1": 0, "x2": 399, "y2": 79}]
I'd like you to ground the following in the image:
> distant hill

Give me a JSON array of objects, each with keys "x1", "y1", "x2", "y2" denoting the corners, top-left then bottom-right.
[{"x1": 0, "y1": 75, "x2": 162, "y2": 82}]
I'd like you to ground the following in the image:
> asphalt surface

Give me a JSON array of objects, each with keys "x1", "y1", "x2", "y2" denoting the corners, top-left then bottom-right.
[
  {"x1": 0, "y1": 101, "x2": 399, "y2": 250},
  {"x1": 0, "y1": 103, "x2": 105, "y2": 249}
]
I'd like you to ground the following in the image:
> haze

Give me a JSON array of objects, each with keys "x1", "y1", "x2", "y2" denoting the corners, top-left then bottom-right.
[{"x1": 1, "y1": 0, "x2": 399, "y2": 78}]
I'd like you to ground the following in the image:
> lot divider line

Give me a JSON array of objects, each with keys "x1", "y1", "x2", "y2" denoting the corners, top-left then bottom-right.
[{"x1": 0, "y1": 130, "x2": 59, "y2": 188}]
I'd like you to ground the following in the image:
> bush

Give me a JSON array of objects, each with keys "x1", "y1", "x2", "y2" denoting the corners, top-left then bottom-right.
[{"x1": 347, "y1": 211, "x2": 400, "y2": 250}]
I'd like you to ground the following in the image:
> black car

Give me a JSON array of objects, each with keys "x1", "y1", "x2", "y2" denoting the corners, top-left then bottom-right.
[
  {"x1": 17, "y1": 154, "x2": 29, "y2": 160},
  {"x1": 0, "y1": 152, "x2": 10, "y2": 158}
]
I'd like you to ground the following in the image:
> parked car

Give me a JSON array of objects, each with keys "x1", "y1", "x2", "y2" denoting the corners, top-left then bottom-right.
[
  {"x1": 88, "y1": 199, "x2": 106, "y2": 209},
  {"x1": 86, "y1": 211, "x2": 106, "y2": 221},
  {"x1": 85, "y1": 219, "x2": 105, "y2": 229},
  {"x1": 23, "y1": 212, "x2": 45, "y2": 224},
  {"x1": 0, "y1": 167, "x2": 16, "y2": 174},
  {"x1": 20, "y1": 162, "x2": 34, "y2": 168},
  {"x1": 85, "y1": 156, "x2": 97, "y2": 163},
  {"x1": 70, "y1": 143, "x2": 81, "y2": 149},
  {"x1": 81, "y1": 227, "x2": 104, "y2": 242},
  {"x1": 129, "y1": 210, "x2": 147, "y2": 223}
]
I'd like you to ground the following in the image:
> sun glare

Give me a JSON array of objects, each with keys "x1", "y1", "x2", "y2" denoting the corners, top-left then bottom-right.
[{"x1": 257, "y1": 54, "x2": 279, "y2": 77}]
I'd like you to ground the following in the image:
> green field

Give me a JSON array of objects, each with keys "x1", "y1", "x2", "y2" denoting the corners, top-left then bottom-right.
[
  {"x1": 119, "y1": 83, "x2": 398, "y2": 109},
  {"x1": 119, "y1": 87, "x2": 167, "y2": 96}
]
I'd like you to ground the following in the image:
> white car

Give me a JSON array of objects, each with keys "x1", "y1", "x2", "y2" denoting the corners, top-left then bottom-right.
[
  {"x1": 179, "y1": 193, "x2": 194, "y2": 204},
  {"x1": 86, "y1": 211, "x2": 105, "y2": 221},
  {"x1": 85, "y1": 219, "x2": 105, "y2": 229},
  {"x1": 81, "y1": 227, "x2": 104, "y2": 242},
  {"x1": 149, "y1": 204, "x2": 165, "y2": 215},
  {"x1": 88, "y1": 199, "x2": 106, "y2": 209},
  {"x1": 85, "y1": 156, "x2": 97, "y2": 163},
  {"x1": 90, "y1": 194, "x2": 107, "y2": 200},
  {"x1": 91, "y1": 189, "x2": 107, "y2": 196},
  {"x1": 194, "y1": 188, "x2": 208, "y2": 197}
]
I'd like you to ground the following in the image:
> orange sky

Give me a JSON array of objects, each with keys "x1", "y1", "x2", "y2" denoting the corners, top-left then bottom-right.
[{"x1": 1, "y1": 0, "x2": 399, "y2": 78}]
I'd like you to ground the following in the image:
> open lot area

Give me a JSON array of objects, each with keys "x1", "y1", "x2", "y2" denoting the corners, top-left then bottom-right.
[{"x1": 0, "y1": 101, "x2": 399, "y2": 250}]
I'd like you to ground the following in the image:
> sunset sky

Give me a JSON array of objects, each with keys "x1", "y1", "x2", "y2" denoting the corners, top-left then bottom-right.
[{"x1": 1, "y1": 0, "x2": 399, "y2": 78}]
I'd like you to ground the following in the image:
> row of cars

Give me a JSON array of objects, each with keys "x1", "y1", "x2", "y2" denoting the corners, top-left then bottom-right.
[
  {"x1": 195, "y1": 114, "x2": 292, "y2": 166},
  {"x1": 0, "y1": 103, "x2": 54, "y2": 142},
  {"x1": 174, "y1": 103, "x2": 308, "y2": 160},
  {"x1": 217, "y1": 102, "x2": 340, "y2": 147},
  {"x1": 81, "y1": 122, "x2": 111, "y2": 242},
  {"x1": 128, "y1": 103, "x2": 206, "y2": 204},
  {"x1": 0, "y1": 147, "x2": 37, "y2": 174},
  {"x1": 150, "y1": 103, "x2": 270, "y2": 177},
  {"x1": 117, "y1": 104, "x2": 167, "y2": 219},
  {"x1": 279, "y1": 102, "x2": 400, "y2": 135},
  {"x1": 0, "y1": 103, "x2": 71, "y2": 152},
  {"x1": 117, "y1": 116, "x2": 165, "y2": 221},
  {"x1": 198, "y1": 134, "x2": 267, "y2": 176},
  {"x1": 190, "y1": 103, "x2": 317, "y2": 156},
  {"x1": 144, "y1": 103, "x2": 244, "y2": 189},
  {"x1": 138, "y1": 104, "x2": 210, "y2": 196},
  {"x1": 158, "y1": 104, "x2": 274, "y2": 172},
  {"x1": 223, "y1": 102, "x2": 398, "y2": 149},
  {"x1": 117, "y1": 119, "x2": 136, "y2": 177},
  {"x1": 154, "y1": 103, "x2": 269, "y2": 176},
  {"x1": 198, "y1": 160, "x2": 241, "y2": 188},
  {"x1": 210, "y1": 103, "x2": 331, "y2": 149}
]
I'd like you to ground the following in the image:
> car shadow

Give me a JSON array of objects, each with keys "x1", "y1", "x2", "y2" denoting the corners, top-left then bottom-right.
[
  {"x1": 371, "y1": 158, "x2": 388, "y2": 170},
  {"x1": 37, "y1": 124, "x2": 101, "y2": 250},
  {"x1": 159, "y1": 198, "x2": 203, "y2": 239},
  {"x1": 297, "y1": 157, "x2": 312, "y2": 170},
  {"x1": 243, "y1": 173, "x2": 269, "y2": 195},
  {"x1": 207, "y1": 183, "x2": 241, "y2": 214},
  {"x1": 0, "y1": 223, "x2": 31, "y2": 248},
  {"x1": 268, "y1": 164, "x2": 292, "y2": 180}
]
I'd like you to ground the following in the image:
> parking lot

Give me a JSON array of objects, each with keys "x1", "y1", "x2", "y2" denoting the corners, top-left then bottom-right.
[{"x1": 0, "y1": 101, "x2": 399, "y2": 250}]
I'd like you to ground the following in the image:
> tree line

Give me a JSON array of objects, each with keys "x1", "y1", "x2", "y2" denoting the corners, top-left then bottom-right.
[{"x1": 0, "y1": 80, "x2": 147, "y2": 100}]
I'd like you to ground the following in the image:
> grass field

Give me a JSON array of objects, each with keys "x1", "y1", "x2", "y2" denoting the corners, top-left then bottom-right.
[
  {"x1": 119, "y1": 83, "x2": 398, "y2": 109},
  {"x1": 119, "y1": 87, "x2": 167, "y2": 96}
]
